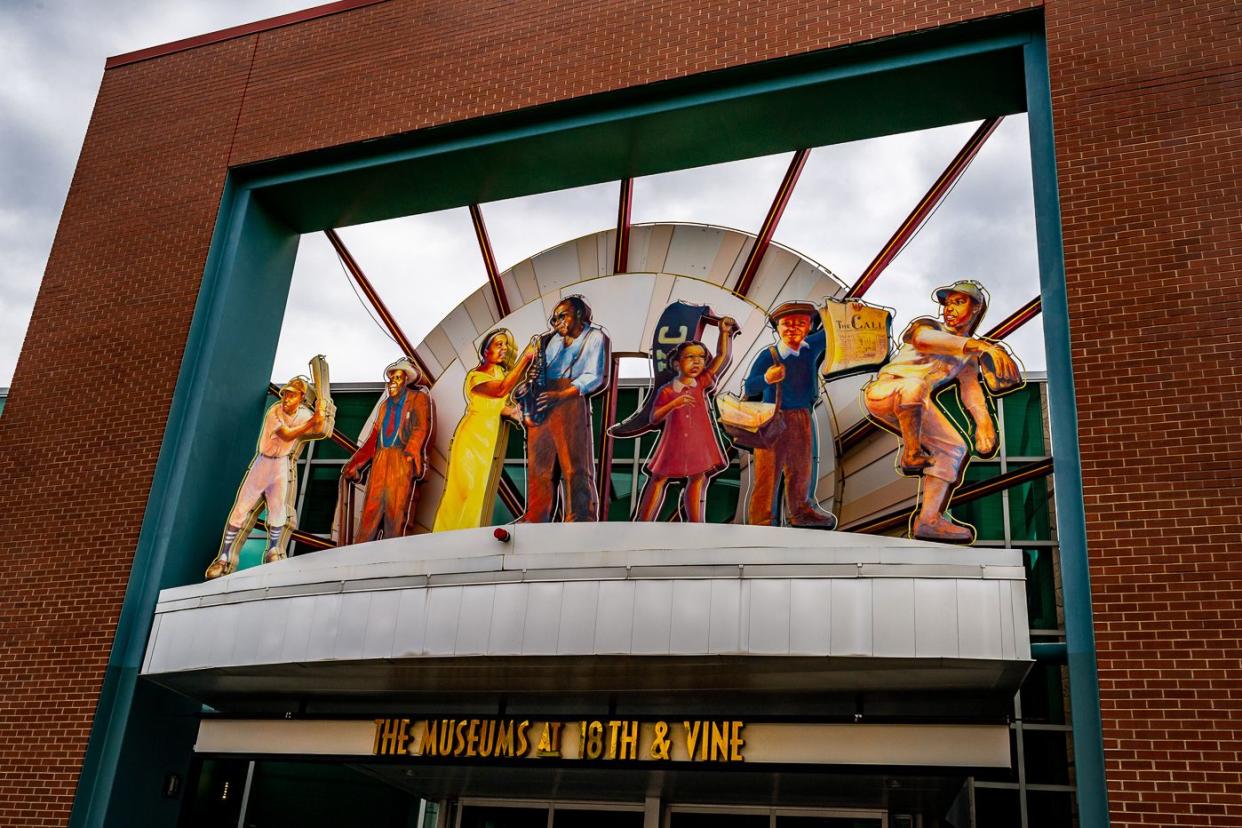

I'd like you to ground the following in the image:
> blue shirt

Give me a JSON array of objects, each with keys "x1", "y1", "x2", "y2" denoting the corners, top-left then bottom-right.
[
  {"x1": 742, "y1": 327, "x2": 826, "y2": 410},
  {"x1": 544, "y1": 323, "x2": 609, "y2": 396}
]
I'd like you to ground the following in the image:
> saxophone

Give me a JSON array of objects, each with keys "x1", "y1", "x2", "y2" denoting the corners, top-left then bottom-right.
[{"x1": 513, "y1": 332, "x2": 552, "y2": 428}]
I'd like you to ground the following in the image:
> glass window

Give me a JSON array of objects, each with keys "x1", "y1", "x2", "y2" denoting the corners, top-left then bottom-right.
[
  {"x1": 1023, "y1": 729, "x2": 1073, "y2": 785},
  {"x1": 973, "y1": 787, "x2": 1021, "y2": 826},
  {"x1": 951, "y1": 464, "x2": 1007, "y2": 541},
  {"x1": 670, "y1": 814, "x2": 767, "y2": 828},
  {"x1": 460, "y1": 805, "x2": 549, "y2": 828},
  {"x1": 1020, "y1": 662, "x2": 1068, "y2": 725},
  {"x1": 1026, "y1": 790, "x2": 1075, "y2": 824},
  {"x1": 1002, "y1": 385, "x2": 1046, "y2": 457},
  {"x1": 553, "y1": 810, "x2": 643, "y2": 828},
  {"x1": 1023, "y1": 548, "x2": 1059, "y2": 631},
  {"x1": 315, "y1": 391, "x2": 382, "y2": 460},
  {"x1": 299, "y1": 463, "x2": 346, "y2": 534},
  {"x1": 1008, "y1": 477, "x2": 1052, "y2": 542},
  {"x1": 776, "y1": 817, "x2": 882, "y2": 827}
]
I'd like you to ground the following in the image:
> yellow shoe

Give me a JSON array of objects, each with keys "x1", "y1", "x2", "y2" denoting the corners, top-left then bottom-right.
[{"x1": 204, "y1": 555, "x2": 236, "y2": 580}]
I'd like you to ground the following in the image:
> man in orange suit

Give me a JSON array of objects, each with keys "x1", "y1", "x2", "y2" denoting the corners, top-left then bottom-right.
[{"x1": 342, "y1": 358, "x2": 433, "y2": 541}]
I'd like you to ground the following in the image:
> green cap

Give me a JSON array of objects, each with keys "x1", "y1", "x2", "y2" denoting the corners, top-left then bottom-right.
[{"x1": 933, "y1": 280, "x2": 988, "y2": 306}]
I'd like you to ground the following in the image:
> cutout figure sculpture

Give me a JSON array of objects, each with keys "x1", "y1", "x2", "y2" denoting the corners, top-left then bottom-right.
[
  {"x1": 434, "y1": 329, "x2": 535, "y2": 531},
  {"x1": 740, "y1": 301, "x2": 838, "y2": 529},
  {"x1": 863, "y1": 281, "x2": 1022, "y2": 543},
  {"x1": 206, "y1": 356, "x2": 335, "y2": 580},
  {"x1": 341, "y1": 358, "x2": 433, "y2": 542},
  {"x1": 513, "y1": 295, "x2": 611, "y2": 522},
  {"x1": 634, "y1": 316, "x2": 738, "y2": 522}
]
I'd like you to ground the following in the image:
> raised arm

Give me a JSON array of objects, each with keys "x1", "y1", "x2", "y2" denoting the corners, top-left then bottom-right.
[
  {"x1": 707, "y1": 316, "x2": 738, "y2": 376},
  {"x1": 473, "y1": 346, "x2": 536, "y2": 398}
]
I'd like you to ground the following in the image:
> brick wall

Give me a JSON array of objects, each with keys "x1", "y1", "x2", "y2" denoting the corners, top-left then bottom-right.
[
  {"x1": 0, "y1": 0, "x2": 1237, "y2": 825},
  {"x1": 1045, "y1": 1, "x2": 1242, "y2": 825}
]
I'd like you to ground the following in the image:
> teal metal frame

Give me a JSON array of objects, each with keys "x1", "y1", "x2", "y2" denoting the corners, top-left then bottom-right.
[
  {"x1": 69, "y1": 13, "x2": 1108, "y2": 826},
  {"x1": 1023, "y1": 35, "x2": 1110, "y2": 827}
]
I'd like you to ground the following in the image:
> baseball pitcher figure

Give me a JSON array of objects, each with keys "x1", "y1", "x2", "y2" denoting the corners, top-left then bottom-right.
[
  {"x1": 205, "y1": 356, "x2": 336, "y2": 580},
  {"x1": 863, "y1": 281, "x2": 1021, "y2": 543}
]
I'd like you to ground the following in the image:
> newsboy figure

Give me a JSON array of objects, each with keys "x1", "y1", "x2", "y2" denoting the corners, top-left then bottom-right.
[
  {"x1": 741, "y1": 300, "x2": 838, "y2": 529},
  {"x1": 863, "y1": 280, "x2": 1021, "y2": 543}
]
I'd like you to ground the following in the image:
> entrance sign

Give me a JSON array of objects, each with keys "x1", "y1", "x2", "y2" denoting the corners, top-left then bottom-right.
[
  {"x1": 195, "y1": 718, "x2": 1011, "y2": 769},
  {"x1": 373, "y1": 718, "x2": 744, "y2": 763}
]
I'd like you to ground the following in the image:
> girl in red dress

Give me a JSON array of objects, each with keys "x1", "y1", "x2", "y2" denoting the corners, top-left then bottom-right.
[{"x1": 636, "y1": 317, "x2": 737, "y2": 522}]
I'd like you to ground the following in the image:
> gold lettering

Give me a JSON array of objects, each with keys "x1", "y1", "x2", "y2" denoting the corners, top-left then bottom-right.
[
  {"x1": 683, "y1": 721, "x2": 702, "y2": 761},
  {"x1": 606, "y1": 720, "x2": 620, "y2": 759},
  {"x1": 710, "y1": 721, "x2": 728, "y2": 761},
  {"x1": 649, "y1": 721, "x2": 672, "y2": 760},
  {"x1": 478, "y1": 721, "x2": 497, "y2": 758},
  {"x1": 535, "y1": 721, "x2": 563, "y2": 757},
  {"x1": 729, "y1": 721, "x2": 745, "y2": 762},
  {"x1": 437, "y1": 719, "x2": 453, "y2": 756},
  {"x1": 516, "y1": 720, "x2": 530, "y2": 756},
  {"x1": 376, "y1": 718, "x2": 404, "y2": 756},
  {"x1": 397, "y1": 718, "x2": 412, "y2": 756},
  {"x1": 420, "y1": 719, "x2": 436, "y2": 756},
  {"x1": 585, "y1": 720, "x2": 604, "y2": 759},
  {"x1": 466, "y1": 720, "x2": 480, "y2": 757},
  {"x1": 618, "y1": 721, "x2": 638, "y2": 761},
  {"x1": 454, "y1": 720, "x2": 468, "y2": 756},
  {"x1": 497, "y1": 720, "x2": 514, "y2": 757},
  {"x1": 372, "y1": 719, "x2": 386, "y2": 755}
]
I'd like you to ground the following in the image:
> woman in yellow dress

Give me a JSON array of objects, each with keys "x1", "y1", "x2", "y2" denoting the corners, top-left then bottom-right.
[{"x1": 433, "y1": 329, "x2": 534, "y2": 531}]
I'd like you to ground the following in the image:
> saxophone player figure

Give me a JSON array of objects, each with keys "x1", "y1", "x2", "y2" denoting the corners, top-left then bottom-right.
[
  {"x1": 205, "y1": 356, "x2": 336, "y2": 579},
  {"x1": 515, "y1": 295, "x2": 611, "y2": 523}
]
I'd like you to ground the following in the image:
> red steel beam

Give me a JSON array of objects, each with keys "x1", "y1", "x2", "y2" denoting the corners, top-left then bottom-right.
[
  {"x1": 847, "y1": 116, "x2": 1004, "y2": 299},
  {"x1": 255, "y1": 518, "x2": 335, "y2": 551},
  {"x1": 986, "y1": 295, "x2": 1042, "y2": 341},
  {"x1": 325, "y1": 228, "x2": 433, "y2": 380},
  {"x1": 469, "y1": 204, "x2": 511, "y2": 317},
  {"x1": 835, "y1": 294, "x2": 1043, "y2": 454},
  {"x1": 841, "y1": 458, "x2": 1054, "y2": 535},
  {"x1": 595, "y1": 354, "x2": 624, "y2": 518},
  {"x1": 733, "y1": 148, "x2": 811, "y2": 298},
  {"x1": 614, "y1": 178, "x2": 634, "y2": 274}
]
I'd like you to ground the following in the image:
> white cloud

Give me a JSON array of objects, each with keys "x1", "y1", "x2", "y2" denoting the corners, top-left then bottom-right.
[{"x1": 1, "y1": 2, "x2": 1047, "y2": 388}]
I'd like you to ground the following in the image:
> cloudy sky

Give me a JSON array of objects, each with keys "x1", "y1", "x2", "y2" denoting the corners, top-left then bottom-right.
[{"x1": 1, "y1": 1, "x2": 1046, "y2": 391}]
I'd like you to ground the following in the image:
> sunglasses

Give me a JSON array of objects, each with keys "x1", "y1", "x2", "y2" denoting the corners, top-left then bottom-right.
[{"x1": 549, "y1": 310, "x2": 575, "y2": 325}]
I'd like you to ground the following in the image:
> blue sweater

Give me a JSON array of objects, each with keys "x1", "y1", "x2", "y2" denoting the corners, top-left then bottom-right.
[{"x1": 742, "y1": 328, "x2": 826, "y2": 410}]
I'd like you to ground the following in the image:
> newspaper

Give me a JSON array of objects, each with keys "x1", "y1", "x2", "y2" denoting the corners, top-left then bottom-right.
[
  {"x1": 819, "y1": 298, "x2": 893, "y2": 379},
  {"x1": 717, "y1": 393, "x2": 777, "y2": 432}
]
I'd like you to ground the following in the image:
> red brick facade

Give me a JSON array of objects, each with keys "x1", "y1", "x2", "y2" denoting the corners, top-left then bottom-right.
[{"x1": 0, "y1": 1, "x2": 1237, "y2": 825}]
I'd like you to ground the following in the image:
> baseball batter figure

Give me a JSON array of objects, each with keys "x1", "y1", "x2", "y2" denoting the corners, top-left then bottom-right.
[
  {"x1": 206, "y1": 366, "x2": 335, "y2": 579},
  {"x1": 863, "y1": 281, "x2": 1020, "y2": 543}
]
